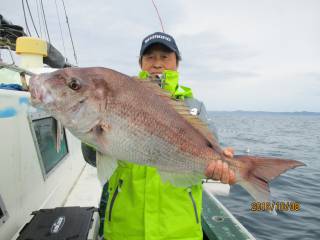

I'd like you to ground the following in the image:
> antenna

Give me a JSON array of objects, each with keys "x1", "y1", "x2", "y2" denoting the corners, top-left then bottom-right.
[{"x1": 150, "y1": 0, "x2": 165, "y2": 32}]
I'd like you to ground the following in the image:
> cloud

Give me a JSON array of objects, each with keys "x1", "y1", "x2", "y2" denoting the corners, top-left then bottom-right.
[
  {"x1": 1, "y1": 0, "x2": 320, "y2": 111},
  {"x1": 175, "y1": 31, "x2": 260, "y2": 84},
  {"x1": 179, "y1": 31, "x2": 258, "y2": 63},
  {"x1": 300, "y1": 72, "x2": 320, "y2": 82}
]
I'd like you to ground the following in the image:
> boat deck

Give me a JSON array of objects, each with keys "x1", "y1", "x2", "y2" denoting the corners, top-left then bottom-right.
[{"x1": 202, "y1": 189, "x2": 255, "y2": 240}]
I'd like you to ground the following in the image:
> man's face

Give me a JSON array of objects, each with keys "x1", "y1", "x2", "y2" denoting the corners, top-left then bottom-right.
[{"x1": 141, "y1": 44, "x2": 178, "y2": 77}]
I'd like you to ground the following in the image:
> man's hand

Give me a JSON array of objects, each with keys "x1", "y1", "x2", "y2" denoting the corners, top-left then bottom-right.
[{"x1": 204, "y1": 147, "x2": 236, "y2": 185}]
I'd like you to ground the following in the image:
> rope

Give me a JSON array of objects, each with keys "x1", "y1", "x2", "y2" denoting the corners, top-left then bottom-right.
[
  {"x1": 36, "y1": 0, "x2": 43, "y2": 38},
  {"x1": 25, "y1": 0, "x2": 39, "y2": 37},
  {"x1": 21, "y1": 0, "x2": 31, "y2": 36},
  {"x1": 62, "y1": 0, "x2": 78, "y2": 65},
  {"x1": 40, "y1": 0, "x2": 51, "y2": 43},
  {"x1": 151, "y1": 0, "x2": 165, "y2": 33},
  {"x1": 54, "y1": 0, "x2": 67, "y2": 57}
]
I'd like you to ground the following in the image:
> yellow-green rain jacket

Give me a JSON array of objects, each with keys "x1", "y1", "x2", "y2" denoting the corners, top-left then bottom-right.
[{"x1": 99, "y1": 70, "x2": 212, "y2": 240}]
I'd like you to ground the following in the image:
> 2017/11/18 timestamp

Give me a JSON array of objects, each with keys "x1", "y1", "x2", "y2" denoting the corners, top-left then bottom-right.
[{"x1": 250, "y1": 201, "x2": 300, "y2": 212}]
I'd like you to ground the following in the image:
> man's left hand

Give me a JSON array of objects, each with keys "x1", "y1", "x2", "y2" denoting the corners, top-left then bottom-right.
[{"x1": 204, "y1": 147, "x2": 236, "y2": 185}]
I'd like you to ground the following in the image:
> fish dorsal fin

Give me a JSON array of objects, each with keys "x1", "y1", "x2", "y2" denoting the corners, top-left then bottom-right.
[
  {"x1": 96, "y1": 151, "x2": 118, "y2": 183},
  {"x1": 132, "y1": 76, "x2": 172, "y2": 97},
  {"x1": 133, "y1": 76, "x2": 219, "y2": 149}
]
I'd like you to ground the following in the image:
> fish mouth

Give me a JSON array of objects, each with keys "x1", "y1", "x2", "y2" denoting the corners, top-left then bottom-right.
[
  {"x1": 29, "y1": 86, "x2": 55, "y2": 110},
  {"x1": 29, "y1": 75, "x2": 47, "y2": 107},
  {"x1": 29, "y1": 85, "x2": 44, "y2": 107}
]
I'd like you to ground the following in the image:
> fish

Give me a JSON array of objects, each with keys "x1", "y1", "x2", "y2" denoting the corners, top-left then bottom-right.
[{"x1": 29, "y1": 67, "x2": 305, "y2": 202}]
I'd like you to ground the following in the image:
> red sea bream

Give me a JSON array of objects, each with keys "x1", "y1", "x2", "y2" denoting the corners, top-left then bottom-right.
[{"x1": 29, "y1": 67, "x2": 305, "y2": 202}]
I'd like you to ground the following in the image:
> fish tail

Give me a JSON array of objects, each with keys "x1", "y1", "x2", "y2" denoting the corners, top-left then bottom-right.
[{"x1": 234, "y1": 155, "x2": 305, "y2": 202}]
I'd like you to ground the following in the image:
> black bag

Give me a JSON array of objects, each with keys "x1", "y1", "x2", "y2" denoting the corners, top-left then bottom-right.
[{"x1": 17, "y1": 206, "x2": 98, "y2": 240}]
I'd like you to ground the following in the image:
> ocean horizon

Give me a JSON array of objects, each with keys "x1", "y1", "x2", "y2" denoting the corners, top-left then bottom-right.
[
  {"x1": 208, "y1": 110, "x2": 320, "y2": 115},
  {"x1": 207, "y1": 111, "x2": 320, "y2": 240}
]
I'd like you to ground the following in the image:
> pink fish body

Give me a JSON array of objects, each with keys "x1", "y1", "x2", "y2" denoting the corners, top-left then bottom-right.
[{"x1": 29, "y1": 67, "x2": 305, "y2": 202}]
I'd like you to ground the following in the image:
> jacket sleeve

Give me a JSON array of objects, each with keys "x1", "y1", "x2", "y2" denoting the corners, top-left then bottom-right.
[{"x1": 184, "y1": 98, "x2": 219, "y2": 140}]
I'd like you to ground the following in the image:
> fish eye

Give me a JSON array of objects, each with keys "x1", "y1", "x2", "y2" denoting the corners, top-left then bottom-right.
[{"x1": 68, "y1": 78, "x2": 81, "y2": 90}]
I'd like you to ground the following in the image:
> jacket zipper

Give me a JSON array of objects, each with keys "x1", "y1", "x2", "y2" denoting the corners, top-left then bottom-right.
[
  {"x1": 108, "y1": 179, "x2": 123, "y2": 221},
  {"x1": 187, "y1": 188, "x2": 199, "y2": 224}
]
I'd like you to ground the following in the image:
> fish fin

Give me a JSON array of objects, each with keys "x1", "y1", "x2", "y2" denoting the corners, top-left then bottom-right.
[
  {"x1": 91, "y1": 123, "x2": 110, "y2": 151},
  {"x1": 96, "y1": 151, "x2": 118, "y2": 184},
  {"x1": 100, "y1": 122, "x2": 111, "y2": 132},
  {"x1": 132, "y1": 76, "x2": 172, "y2": 97},
  {"x1": 157, "y1": 170, "x2": 203, "y2": 187},
  {"x1": 234, "y1": 155, "x2": 305, "y2": 202},
  {"x1": 133, "y1": 76, "x2": 219, "y2": 149},
  {"x1": 55, "y1": 120, "x2": 64, "y2": 153}
]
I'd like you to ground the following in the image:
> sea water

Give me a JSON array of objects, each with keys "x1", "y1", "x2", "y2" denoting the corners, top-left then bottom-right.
[{"x1": 208, "y1": 111, "x2": 320, "y2": 240}]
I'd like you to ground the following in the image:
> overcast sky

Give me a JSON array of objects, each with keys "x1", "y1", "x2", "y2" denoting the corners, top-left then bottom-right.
[{"x1": 2, "y1": 0, "x2": 320, "y2": 111}]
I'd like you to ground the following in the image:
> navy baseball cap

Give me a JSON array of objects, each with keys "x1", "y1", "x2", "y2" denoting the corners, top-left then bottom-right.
[{"x1": 139, "y1": 32, "x2": 181, "y2": 60}]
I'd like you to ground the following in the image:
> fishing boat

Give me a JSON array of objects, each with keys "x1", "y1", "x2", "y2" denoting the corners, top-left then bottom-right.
[{"x1": 0, "y1": 15, "x2": 255, "y2": 240}]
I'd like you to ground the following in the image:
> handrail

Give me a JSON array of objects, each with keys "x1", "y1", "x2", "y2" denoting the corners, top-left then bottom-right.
[
  {"x1": 0, "y1": 61, "x2": 35, "y2": 90},
  {"x1": 0, "y1": 61, "x2": 35, "y2": 76}
]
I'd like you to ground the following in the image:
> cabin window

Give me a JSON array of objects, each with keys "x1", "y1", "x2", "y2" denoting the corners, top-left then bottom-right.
[{"x1": 29, "y1": 111, "x2": 69, "y2": 177}]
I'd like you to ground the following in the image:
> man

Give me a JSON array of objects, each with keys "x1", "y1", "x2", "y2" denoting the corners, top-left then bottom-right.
[
  {"x1": 137, "y1": 32, "x2": 235, "y2": 184},
  {"x1": 82, "y1": 32, "x2": 235, "y2": 240}
]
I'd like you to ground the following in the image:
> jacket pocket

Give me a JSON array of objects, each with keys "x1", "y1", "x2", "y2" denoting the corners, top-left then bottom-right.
[
  {"x1": 108, "y1": 179, "x2": 123, "y2": 221},
  {"x1": 187, "y1": 188, "x2": 199, "y2": 224}
]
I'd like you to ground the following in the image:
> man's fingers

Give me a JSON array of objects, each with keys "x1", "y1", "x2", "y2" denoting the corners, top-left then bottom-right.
[
  {"x1": 220, "y1": 162, "x2": 229, "y2": 184},
  {"x1": 223, "y1": 147, "x2": 234, "y2": 158},
  {"x1": 212, "y1": 160, "x2": 222, "y2": 180},
  {"x1": 205, "y1": 160, "x2": 236, "y2": 185},
  {"x1": 226, "y1": 147, "x2": 235, "y2": 155},
  {"x1": 204, "y1": 161, "x2": 216, "y2": 178},
  {"x1": 229, "y1": 169, "x2": 236, "y2": 185}
]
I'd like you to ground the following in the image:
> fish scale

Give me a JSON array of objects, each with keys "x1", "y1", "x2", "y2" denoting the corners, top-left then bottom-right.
[{"x1": 104, "y1": 113, "x2": 202, "y2": 173}]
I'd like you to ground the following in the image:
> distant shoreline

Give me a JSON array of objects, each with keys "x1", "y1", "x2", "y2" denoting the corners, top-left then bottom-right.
[{"x1": 208, "y1": 110, "x2": 320, "y2": 115}]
